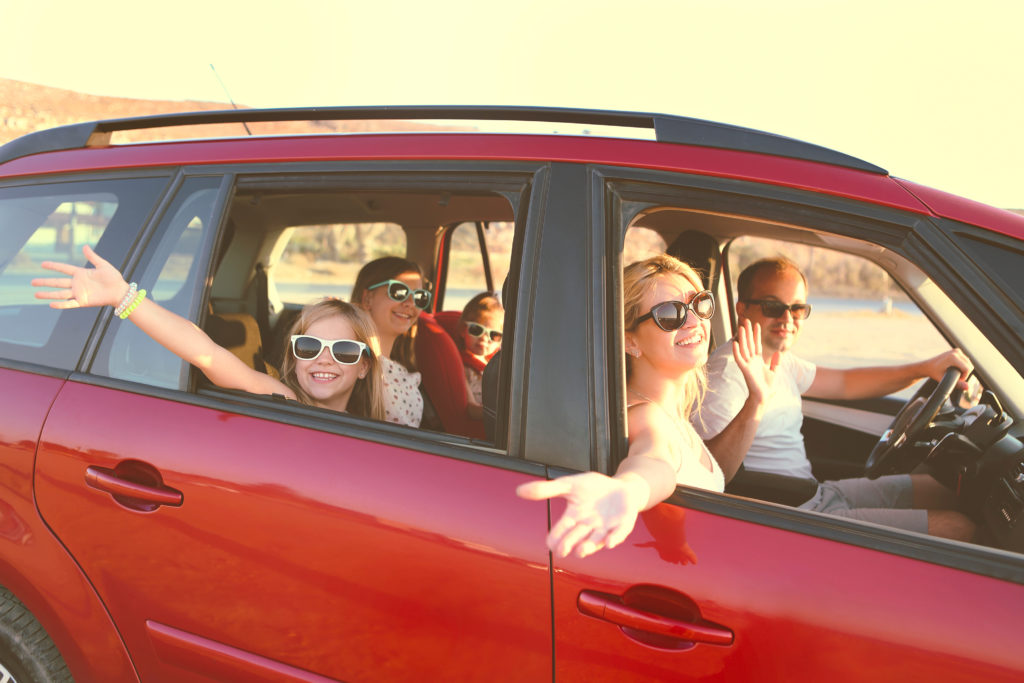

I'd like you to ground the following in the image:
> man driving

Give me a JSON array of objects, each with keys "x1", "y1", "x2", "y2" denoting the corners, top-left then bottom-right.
[{"x1": 694, "y1": 257, "x2": 975, "y2": 541}]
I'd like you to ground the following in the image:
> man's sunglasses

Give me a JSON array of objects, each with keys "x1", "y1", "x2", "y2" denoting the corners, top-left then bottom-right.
[
  {"x1": 367, "y1": 279, "x2": 432, "y2": 310},
  {"x1": 636, "y1": 290, "x2": 715, "y2": 331},
  {"x1": 743, "y1": 299, "x2": 812, "y2": 320},
  {"x1": 291, "y1": 335, "x2": 370, "y2": 365},
  {"x1": 466, "y1": 322, "x2": 502, "y2": 342}
]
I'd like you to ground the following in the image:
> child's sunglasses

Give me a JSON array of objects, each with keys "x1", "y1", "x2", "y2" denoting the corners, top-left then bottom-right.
[
  {"x1": 291, "y1": 335, "x2": 369, "y2": 364},
  {"x1": 742, "y1": 299, "x2": 812, "y2": 320},
  {"x1": 367, "y1": 279, "x2": 432, "y2": 310},
  {"x1": 635, "y1": 291, "x2": 715, "y2": 331},
  {"x1": 466, "y1": 322, "x2": 502, "y2": 342}
]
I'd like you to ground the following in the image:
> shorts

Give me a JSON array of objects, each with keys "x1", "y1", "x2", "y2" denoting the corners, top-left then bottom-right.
[{"x1": 797, "y1": 474, "x2": 928, "y2": 535}]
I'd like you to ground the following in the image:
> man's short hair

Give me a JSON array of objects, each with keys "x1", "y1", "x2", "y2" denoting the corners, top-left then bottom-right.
[{"x1": 736, "y1": 257, "x2": 807, "y2": 301}]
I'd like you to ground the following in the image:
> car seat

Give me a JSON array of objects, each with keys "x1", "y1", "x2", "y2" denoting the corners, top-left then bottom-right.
[
  {"x1": 415, "y1": 312, "x2": 486, "y2": 439},
  {"x1": 205, "y1": 309, "x2": 279, "y2": 379},
  {"x1": 667, "y1": 229, "x2": 720, "y2": 290}
]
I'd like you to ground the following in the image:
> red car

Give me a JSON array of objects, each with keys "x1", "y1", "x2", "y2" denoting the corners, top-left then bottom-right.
[{"x1": 0, "y1": 107, "x2": 1022, "y2": 682}]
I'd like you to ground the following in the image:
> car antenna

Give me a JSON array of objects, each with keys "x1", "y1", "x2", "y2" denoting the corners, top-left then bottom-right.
[{"x1": 209, "y1": 63, "x2": 252, "y2": 136}]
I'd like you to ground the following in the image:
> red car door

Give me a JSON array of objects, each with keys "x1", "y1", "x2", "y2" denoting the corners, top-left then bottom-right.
[
  {"x1": 35, "y1": 381, "x2": 551, "y2": 682},
  {"x1": 550, "y1": 493, "x2": 1024, "y2": 681}
]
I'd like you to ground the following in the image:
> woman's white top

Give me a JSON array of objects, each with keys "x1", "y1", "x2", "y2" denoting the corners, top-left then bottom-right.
[
  {"x1": 381, "y1": 356, "x2": 423, "y2": 427},
  {"x1": 629, "y1": 400, "x2": 725, "y2": 493},
  {"x1": 680, "y1": 432, "x2": 725, "y2": 493}
]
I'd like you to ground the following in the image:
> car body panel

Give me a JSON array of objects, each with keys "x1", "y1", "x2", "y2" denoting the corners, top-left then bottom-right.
[
  {"x1": 0, "y1": 134, "x2": 931, "y2": 215},
  {"x1": 2, "y1": 108, "x2": 1023, "y2": 680},
  {"x1": 549, "y1": 495, "x2": 1024, "y2": 682},
  {"x1": 895, "y1": 178, "x2": 1024, "y2": 239},
  {"x1": 0, "y1": 366, "x2": 139, "y2": 681},
  {"x1": 34, "y1": 380, "x2": 551, "y2": 681}
]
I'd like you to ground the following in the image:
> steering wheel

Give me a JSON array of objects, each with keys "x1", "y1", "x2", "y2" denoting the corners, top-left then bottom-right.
[{"x1": 864, "y1": 367, "x2": 962, "y2": 479}]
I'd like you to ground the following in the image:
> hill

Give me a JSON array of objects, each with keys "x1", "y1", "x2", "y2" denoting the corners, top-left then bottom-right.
[{"x1": 0, "y1": 77, "x2": 459, "y2": 145}]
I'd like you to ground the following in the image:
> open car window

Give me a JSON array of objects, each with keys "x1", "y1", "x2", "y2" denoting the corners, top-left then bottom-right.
[
  {"x1": 197, "y1": 175, "x2": 522, "y2": 443},
  {"x1": 724, "y1": 235, "x2": 952, "y2": 399}
]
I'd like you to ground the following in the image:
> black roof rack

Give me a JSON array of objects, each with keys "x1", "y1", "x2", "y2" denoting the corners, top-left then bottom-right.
[{"x1": 0, "y1": 105, "x2": 887, "y2": 174}]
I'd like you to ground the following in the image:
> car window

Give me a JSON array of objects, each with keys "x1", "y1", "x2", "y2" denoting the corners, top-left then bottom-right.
[
  {"x1": 204, "y1": 179, "x2": 519, "y2": 443},
  {"x1": 90, "y1": 177, "x2": 222, "y2": 388},
  {"x1": 0, "y1": 177, "x2": 169, "y2": 369},
  {"x1": 623, "y1": 225, "x2": 667, "y2": 266},
  {"x1": 726, "y1": 236, "x2": 949, "y2": 397},
  {"x1": 271, "y1": 222, "x2": 406, "y2": 306},
  {"x1": 441, "y1": 221, "x2": 514, "y2": 311}
]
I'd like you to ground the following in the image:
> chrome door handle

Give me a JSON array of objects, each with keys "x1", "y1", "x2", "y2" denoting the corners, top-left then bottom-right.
[
  {"x1": 85, "y1": 465, "x2": 183, "y2": 508},
  {"x1": 578, "y1": 589, "x2": 733, "y2": 646}
]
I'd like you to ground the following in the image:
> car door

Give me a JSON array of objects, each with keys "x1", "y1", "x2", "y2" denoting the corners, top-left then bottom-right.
[
  {"x1": 549, "y1": 494, "x2": 1024, "y2": 681},
  {"x1": 36, "y1": 386, "x2": 551, "y2": 682},
  {"x1": 525, "y1": 165, "x2": 1024, "y2": 681},
  {"x1": 32, "y1": 167, "x2": 553, "y2": 682}
]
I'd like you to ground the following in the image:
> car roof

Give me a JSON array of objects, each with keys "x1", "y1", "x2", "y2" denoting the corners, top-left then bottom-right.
[
  {"x1": 0, "y1": 105, "x2": 886, "y2": 173},
  {"x1": 4, "y1": 105, "x2": 1021, "y2": 238}
]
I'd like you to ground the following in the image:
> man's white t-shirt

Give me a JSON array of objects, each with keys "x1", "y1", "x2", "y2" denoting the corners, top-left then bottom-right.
[{"x1": 694, "y1": 342, "x2": 817, "y2": 478}]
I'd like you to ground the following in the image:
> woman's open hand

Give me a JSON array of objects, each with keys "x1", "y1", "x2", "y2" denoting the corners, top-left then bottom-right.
[
  {"x1": 32, "y1": 244, "x2": 128, "y2": 309},
  {"x1": 516, "y1": 471, "x2": 648, "y2": 558}
]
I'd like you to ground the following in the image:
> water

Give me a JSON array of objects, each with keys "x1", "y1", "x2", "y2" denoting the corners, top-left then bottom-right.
[{"x1": 807, "y1": 296, "x2": 922, "y2": 316}]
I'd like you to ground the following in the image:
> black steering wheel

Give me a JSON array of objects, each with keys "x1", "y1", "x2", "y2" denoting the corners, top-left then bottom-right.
[{"x1": 864, "y1": 366, "x2": 962, "y2": 479}]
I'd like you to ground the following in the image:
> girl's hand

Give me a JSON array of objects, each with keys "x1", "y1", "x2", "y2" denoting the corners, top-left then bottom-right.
[
  {"x1": 516, "y1": 471, "x2": 647, "y2": 559},
  {"x1": 732, "y1": 320, "x2": 778, "y2": 403},
  {"x1": 32, "y1": 244, "x2": 129, "y2": 309}
]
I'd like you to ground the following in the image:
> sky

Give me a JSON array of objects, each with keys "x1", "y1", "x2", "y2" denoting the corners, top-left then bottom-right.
[{"x1": 2, "y1": 0, "x2": 1022, "y2": 208}]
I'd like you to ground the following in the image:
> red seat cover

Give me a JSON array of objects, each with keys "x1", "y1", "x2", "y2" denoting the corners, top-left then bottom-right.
[{"x1": 415, "y1": 312, "x2": 486, "y2": 439}]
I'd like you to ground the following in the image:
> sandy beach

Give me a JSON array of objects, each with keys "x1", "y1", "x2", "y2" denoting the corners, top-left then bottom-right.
[{"x1": 791, "y1": 309, "x2": 949, "y2": 369}]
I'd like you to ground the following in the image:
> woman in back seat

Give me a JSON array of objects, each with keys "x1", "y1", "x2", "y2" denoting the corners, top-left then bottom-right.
[
  {"x1": 351, "y1": 257, "x2": 430, "y2": 428},
  {"x1": 32, "y1": 245, "x2": 386, "y2": 420}
]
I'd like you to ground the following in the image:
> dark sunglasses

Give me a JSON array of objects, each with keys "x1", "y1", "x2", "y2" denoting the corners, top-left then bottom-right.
[
  {"x1": 466, "y1": 322, "x2": 502, "y2": 342},
  {"x1": 367, "y1": 279, "x2": 431, "y2": 310},
  {"x1": 291, "y1": 335, "x2": 369, "y2": 365},
  {"x1": 743, "y1": 299, "x2": 812, "y2": 320},
  {"x1": 636, "y1": 290, "x2": 715, "y2": 331}
]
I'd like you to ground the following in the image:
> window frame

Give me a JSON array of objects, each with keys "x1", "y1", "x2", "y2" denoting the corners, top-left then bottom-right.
[
  {"x1": 68, "y1": 160, "x2": 546, "y2": 469},
  {"x1": 0, "y1": 171, "x2": 175, "y2": 371},
  {"x1": 594, "y1": 163, "x2": 1024, "y2": 582}
]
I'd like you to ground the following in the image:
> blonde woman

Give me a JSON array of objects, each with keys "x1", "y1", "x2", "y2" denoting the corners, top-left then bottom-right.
[{"x1": 517, "y1": 254, "x2": 723, "y2": 558}]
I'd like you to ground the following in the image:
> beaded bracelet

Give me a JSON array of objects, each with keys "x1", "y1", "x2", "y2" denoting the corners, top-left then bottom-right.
[
  {"x1": 113, "y1": 282, "x2": 138, "y2": 317},
  {"x1": 119, "y1": 289, "x2": 147, "y2": 320}
]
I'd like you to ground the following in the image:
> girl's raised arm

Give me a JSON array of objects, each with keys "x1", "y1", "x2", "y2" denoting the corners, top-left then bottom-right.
[{"x1": 33, "y1": 245, "x2": 291, "y2": 398}]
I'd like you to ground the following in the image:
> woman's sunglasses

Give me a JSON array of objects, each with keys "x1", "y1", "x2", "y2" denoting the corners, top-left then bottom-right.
[
  {"x1": 466, "y1": 322, "x2": 502, "y2": 342},
  {"x1": 636, "y1": 291, "x2": 715, "y2": 331},
  {"x1": 742, "y1": 299, "x2": 812, "y2": 320},
  {"x1": 291, "y1": 335, "x2": 369, "y2": 365},
  {"x1": 367, "y1": 279, "x2": 432, "y2": 310}
]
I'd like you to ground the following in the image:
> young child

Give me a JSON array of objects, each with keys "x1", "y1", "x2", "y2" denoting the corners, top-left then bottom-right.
[
  {"x1": 32, "y1": 245, "x2": 385, "y2": 420},
  {"x1": 458, "y1": 292, "x2": 504, "y2": 420}
]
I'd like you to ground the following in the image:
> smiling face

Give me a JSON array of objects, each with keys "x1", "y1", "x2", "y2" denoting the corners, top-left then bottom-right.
[
  {"x1": 361, "y1": 270, "x2": 424, "y2": 349},
  {"x1": 737, "y1": 266, "x2": 807, "y2": 358},
  {"x1": 462, "y1": 309, "x2": 504, "y2": 361},
  {"x1": 626, "y1": 272, "x2": 710, "y2": 377},
  {"x1": 293, "y1": 314, "x2": 369, "y2": 412}
]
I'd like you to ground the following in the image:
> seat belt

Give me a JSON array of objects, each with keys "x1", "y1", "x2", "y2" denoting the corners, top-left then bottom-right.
[{"x1": 254, "y1": 262, "x2": 271, "y2": 369}]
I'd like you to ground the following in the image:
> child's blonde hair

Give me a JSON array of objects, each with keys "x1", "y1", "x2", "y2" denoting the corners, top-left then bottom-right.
[
  {"x1": 459, "y1": 292, "x2": 503, "y2": 324},
  {"x1": 458, "y1": 292, "x2": 504, "y2": 349},
  {"x1": 279, "y1": 299, "x2": 386, "y2": 421}
]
